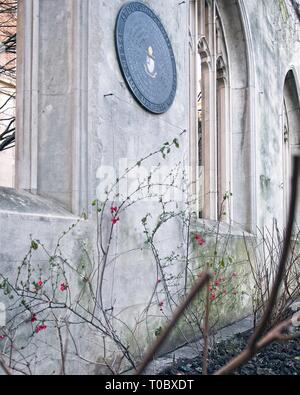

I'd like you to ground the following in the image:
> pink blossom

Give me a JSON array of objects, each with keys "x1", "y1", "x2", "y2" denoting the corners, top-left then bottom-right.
[
  {"x1": 35, "y1": 325, "x2": 47, "y2": 334},
  {"x1": 111, "y1": 217, "x2": 120, "y2": 225},
  {"x1": 60, "y1": 283, "x2": 68, "y2": 292},
  {"x1": 194, "y1": 234, "x2": 205, "y2": 246},
  {"x1": 31, "y1": 314, "x2": 37, "y2": 323},
  {"x1": 210, "y1": 293, "x2": 216, "y2": 302},
  {"x1": 34, "y1": 280, "x2": 44, "y2": 291}
]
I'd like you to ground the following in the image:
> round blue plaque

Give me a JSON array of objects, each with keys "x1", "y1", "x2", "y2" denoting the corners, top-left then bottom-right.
[{"x1": 115, "y1": 2, "x2": 177, "y2": 114}]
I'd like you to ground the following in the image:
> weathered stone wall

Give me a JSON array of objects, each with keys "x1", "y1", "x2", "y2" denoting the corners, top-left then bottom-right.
[
  {"x1": 1, "y1": 0, "x2": 191, "y2": 374},
  {"x1": 244, "y1": 0, "x2": 300, "y2": 229}
]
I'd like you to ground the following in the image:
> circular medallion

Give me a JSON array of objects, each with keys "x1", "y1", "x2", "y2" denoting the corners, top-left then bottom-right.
[{"x1": 115, "y1": 2, "x2": 177, "y2": 114}]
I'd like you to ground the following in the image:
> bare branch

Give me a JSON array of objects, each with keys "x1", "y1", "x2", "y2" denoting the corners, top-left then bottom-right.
[
  {"x1": 135, "y1": 272, "x2": 210, "y2": 375},
  {"x1": 214, "y1": 155, "x2": 300, "y2": 375}
]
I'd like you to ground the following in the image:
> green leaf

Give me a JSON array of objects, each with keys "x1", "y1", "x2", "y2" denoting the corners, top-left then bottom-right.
[
  {"x1": 91, "y1": 199, "x2": 98, "y2": 207},
  {"x1": 173, "y1": 138, "x2": 179, "y2": 148},
  {"x1": 31, "y1": 240, "x2": 39, "y2": 250},
  {"x1": 155, "y1": 327, "x2": 162, "y2": 337},
  {"x1": 160, "y1": 148, "x2": 166, "y2": 159}
]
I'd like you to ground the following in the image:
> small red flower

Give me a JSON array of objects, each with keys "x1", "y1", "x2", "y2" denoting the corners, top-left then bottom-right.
[
  {"x1": 60, "y1": 283, "x2": 68, "y2": 292},
  {"x1": 33, "y1": 280, "x2": 44, "y2": 291},
  {"x1": 0, "y1": 335, "x2": 5, "y2": 341},
  {"x1": 31, "y1": 314, "x2": 37, "y2": 323},
  {"x1": 157, "y1": 279, "x2": 161, "y2": 284},
  {"x1": 210, "y1": 293, "x2": 216, "y2": 302},
  {"x1": 208, "y1": 285, "x2": 213, "y2": 292},
  {"x1": 111, "y1": 207, "x2": 118, "y2": 214},
  {"x1": 232, "y1": 272, "x2": 237, "y2": 277},
  {"x1": 35, "y1": 325, "x2": 47, "y2": 334},
  {"x1": 159, "y1": 301, "x2": 164, "y2": 307},
  {"x1": 111, "y1": 217, "x2": 120, "y2": 225},
  {"x1": 194, "y1": 234, "x2": 205, "y2": 246},
  {"x1": 215, "y1": 280, "x2": 221, "y2": 287}
]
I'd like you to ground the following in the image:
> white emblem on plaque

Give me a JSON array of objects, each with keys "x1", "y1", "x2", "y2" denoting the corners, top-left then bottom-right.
[{"x1": 144, "y1": 46, "x2": 157, "y2": 79}]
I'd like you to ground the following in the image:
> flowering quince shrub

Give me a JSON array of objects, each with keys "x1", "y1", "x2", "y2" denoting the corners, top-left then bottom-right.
[
  {"x1": 0, "y1": 134, "x2": 194, "y2": 374},
  {"x1": 0, "y1": 132, "x2": 251, "y2": 375},
  {"x1": 188, "y1": 229, "x2": 246, "y2": 338}
]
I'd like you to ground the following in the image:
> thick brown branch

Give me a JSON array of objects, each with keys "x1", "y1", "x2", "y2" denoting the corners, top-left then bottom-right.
[{"x1": 0, "y1": 355, "x2": 11, "y2": 375}]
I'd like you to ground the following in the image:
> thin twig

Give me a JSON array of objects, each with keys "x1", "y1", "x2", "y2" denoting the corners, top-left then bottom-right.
[
  {"x1": 214, "y1": 155, "x2": 300, "y2": 375},
  {"x1": 135, "y1": 272, "x2": 210, "y2": 375},
  {"x1": 249, "y1": 155, "x2": 300, "y2": 349},
  {"x1": 214, "y1": 315, "x2": 300, "y2": 375}
]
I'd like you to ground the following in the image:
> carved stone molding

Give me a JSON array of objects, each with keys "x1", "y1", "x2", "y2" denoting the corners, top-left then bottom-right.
[
  {"x1": 198, "y1": 37, "x2": 211, "y2": 65},
  {"x1": 216, "y1": 56, "x2": 227, "y2": 80}
]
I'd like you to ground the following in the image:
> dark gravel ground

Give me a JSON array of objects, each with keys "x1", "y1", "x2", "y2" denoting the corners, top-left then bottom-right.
[{"x1": 161, "y1": 329, "x2": 300, "y2": 375}]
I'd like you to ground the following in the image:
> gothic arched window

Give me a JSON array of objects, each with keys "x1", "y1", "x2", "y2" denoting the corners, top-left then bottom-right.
[
  {"x1": 189, "y1": 0, "x2": 253, "y2": 230},
  {"x1": 189, "y1": 0, "x2": 230, "y2": 221}
]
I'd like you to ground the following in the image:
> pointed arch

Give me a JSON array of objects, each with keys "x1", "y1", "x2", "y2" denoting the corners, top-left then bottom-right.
[{"x1": 189, "y1": 0, "x2": 254, "y2": 230}]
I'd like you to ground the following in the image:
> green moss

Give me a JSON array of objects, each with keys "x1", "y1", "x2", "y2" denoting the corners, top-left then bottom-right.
[
  {"x1": 279, "y1": 0, "x2": 289, "y2": 22},
  {"x1": 260, "y1": 174, "x2": 271, "y2": 200}
]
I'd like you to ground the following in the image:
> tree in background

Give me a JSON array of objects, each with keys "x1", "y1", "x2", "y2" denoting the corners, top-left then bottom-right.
[{"x1": 0, "y1": 0, "x2": 17, "y2": 152}]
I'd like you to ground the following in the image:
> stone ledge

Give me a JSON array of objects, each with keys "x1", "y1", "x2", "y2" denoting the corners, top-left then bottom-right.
[
  {"x1": 193, "y1": 219, "x2": 255, "y2": 238},
  {"x1": 0, "y1": 186, "x2": 76, "y2": 220}
]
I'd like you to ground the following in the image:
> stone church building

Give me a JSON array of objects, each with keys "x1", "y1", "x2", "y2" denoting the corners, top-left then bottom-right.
[{"x1": 0, "y1": 0, "x2": 299, "y2": 374}]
